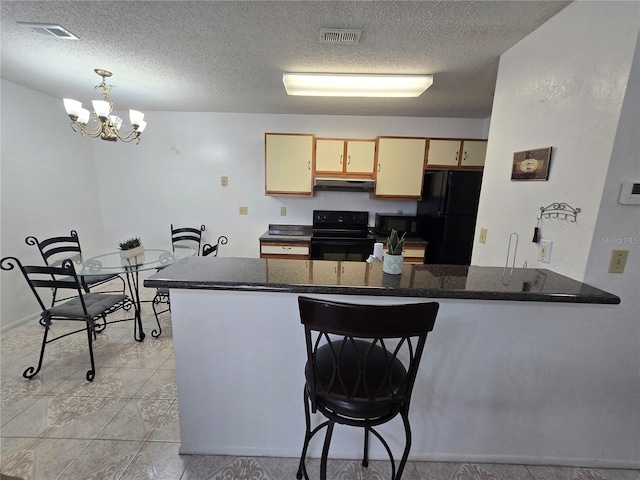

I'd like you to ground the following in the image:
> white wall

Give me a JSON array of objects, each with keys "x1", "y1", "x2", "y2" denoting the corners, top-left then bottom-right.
[
  {"x1": 472, "y1": 1, "x2": 640, "y2": 281},
  {"x1": 0, "y1": 81, "x2": 485, "y2": 329},
  {"x1": 0, "y1": 80, "x2": 105, "y2": 330},
  {"x1": 471, "y1": 0, "x2": 640, "y2": 468},
  {"x1": 91, "y1": 112, "x2": 485, "y2": 257}
]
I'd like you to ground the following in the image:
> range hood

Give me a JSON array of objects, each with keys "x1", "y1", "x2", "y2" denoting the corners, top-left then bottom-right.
[{"x1": 314, "y1": 177, "x2": 375, "y2": 192}]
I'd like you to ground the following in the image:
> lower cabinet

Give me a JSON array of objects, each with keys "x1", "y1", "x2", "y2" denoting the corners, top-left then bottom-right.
[
  {"x1": 260, "y1": 241, "x2": 310, "y2": 259},
  {"x1": 381, "y1": 241, "x2": 427, "y2": 264},
  {"x1": 265, "y1": 258, "x2": 310, "y2": 284},
  {"x1": 310, "y1": 261, "x2": 369, "y2": 286}
]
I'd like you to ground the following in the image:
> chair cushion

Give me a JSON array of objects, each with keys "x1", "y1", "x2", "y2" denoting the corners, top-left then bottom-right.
[
  {"x1": 48, "y1": 293, "x2": 127, "y2": 319},
  {"x1": 308, "y1": 339, "x2": 407, "y2": 420},
  {"x1": 81, "y1": 273, "x2": 120, "y2": 286}
]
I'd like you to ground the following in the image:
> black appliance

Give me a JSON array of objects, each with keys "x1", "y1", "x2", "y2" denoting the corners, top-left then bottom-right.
[
  {"x1": 417, "y1": 170, "x2": 483, "y2": 265},
  {"x1": 310, "y1": 210, "x2": 374, "y2": 262},
  {"x1": 374, "y1": 214, "x2": 418, "y2": 237}
]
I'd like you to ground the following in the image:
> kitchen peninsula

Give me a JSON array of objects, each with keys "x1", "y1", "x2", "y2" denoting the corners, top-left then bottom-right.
[{"x1": 145, "y1": 257, "x2": 626, "y2": 468}]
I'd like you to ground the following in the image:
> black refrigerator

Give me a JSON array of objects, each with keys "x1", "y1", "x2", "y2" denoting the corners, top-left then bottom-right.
[{"x1": 417, "y1": 170, "x2": 483, "y2": 265}]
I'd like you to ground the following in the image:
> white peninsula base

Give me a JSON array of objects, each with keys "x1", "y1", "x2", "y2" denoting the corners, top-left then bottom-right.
[{"x1": 169, "y1": 289, "x2": 636, "y2": 469}]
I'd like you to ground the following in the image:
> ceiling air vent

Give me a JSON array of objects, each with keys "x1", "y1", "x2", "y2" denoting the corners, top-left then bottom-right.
[
  {"x1": 319, "y1": 28, "x2": 361, "y2": 45},
  {"x1": 17, "y1": 22, "x2": 79, "y2": 40}
]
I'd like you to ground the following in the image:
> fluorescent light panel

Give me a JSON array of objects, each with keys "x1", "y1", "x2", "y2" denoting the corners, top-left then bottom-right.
[{"x1": 282, "y1": 73, "x2": 433, "y2": 98}]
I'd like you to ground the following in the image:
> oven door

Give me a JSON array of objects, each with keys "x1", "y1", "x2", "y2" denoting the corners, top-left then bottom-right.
[{"x1": 310, "y1": 238, "x2": 374, "y2": 262}]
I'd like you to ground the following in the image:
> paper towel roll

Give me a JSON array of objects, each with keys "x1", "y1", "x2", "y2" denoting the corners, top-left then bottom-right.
[{"x1": 373, "y1": 242, "x2": 384, "y2": 260}]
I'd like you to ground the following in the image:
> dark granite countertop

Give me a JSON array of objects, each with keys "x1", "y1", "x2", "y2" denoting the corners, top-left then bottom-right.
[
  {"x1": 144, "y1": 257, "x2": 620, "y2": 305},
  {"x1": 259, "y1": 225, "x2": 312, "y2": 243}
]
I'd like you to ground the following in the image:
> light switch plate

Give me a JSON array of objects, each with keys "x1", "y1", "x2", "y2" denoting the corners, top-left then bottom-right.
[
  {"x1": 239, "y1": 206, "x2": 248, "y2": 215},
  {"x1": 608, "y1": 249, "x2": 629, "y2": 273},
  {"x1": 539, "y1": 240, "x2": 552, "y2": 263},
  {"x1": 479, "y1": 228, "x2": 487, "y2": 244}
]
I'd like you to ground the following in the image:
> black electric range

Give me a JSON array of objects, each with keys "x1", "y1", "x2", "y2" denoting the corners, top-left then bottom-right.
[{"x1": 310, "y1": 210, "x2": 375, "y2": 262}]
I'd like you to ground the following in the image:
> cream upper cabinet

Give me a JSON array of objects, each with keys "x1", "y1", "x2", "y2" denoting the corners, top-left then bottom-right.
[
  {"x1": 265, "y1": 133, "x2": 314, "y2": 196},
  {"x1": 374, "y1": 137, "x2": 426, "y2": 199},
  {"x1": 315, "y1": 139, "x2": 344, "y2": 174},
  {"x1": 315, "y1": 138, "x2": 375, "y2": 176},
  {"x1": 427, "y1": 138, "x2": 487, "y2": 168},
  {"x1": 426, "y1": 139, "x2": 461, "y2": 167},
  {"x1": 460, "y1": 140, "x2": 487, "y2": 167},
  {"x1": 345, "y1": 140, "x2": 375, "y2": 175}
]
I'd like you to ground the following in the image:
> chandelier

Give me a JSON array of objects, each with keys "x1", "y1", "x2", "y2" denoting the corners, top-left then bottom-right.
[{"x1": 63, "y1": 69, "x2": 147, "y2": 144}]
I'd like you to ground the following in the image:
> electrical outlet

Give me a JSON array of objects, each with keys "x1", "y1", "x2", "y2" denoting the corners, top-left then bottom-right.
[
  {"x1": 280, "y1": 206, "x2": 286, "y2": 216},
  {"x1": 479, "y1": 228, "x2": 487, "y2": 244},
  {"x1": 239, "y1": 206, "x2": 248, "y2": 215},
  {"x1": 538, "y1": 240, "x2": 552, "y2": 263},
  {"x1": 608, "y1": 249, "x2": 629, "y2": 273},
  {"x1": 221, "y1": 175, "x2": 228, "y2": 187}
]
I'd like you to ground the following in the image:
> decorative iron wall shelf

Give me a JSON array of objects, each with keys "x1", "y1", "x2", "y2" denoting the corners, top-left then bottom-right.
[{"x1": 538, "y1": 202, "x2": 581, "y2": 222}]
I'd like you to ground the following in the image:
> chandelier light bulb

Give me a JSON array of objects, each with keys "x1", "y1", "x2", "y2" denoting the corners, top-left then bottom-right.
[
  {"x1": 92, "y1": 100, "x2": 110, "y2": 119},
  {"x1": 129, "y1": 110, "x2": 144, "y2": 126},
  {"x1": 109, "y1": 115, "x2": 123, "y2": 130},
  {"x1": 77, "y1": 108, "x2": 90, "y2": 125},
  {"x1": 63, "y1": 98, "x2": 82, "y2": 117},
  {"x1": 136, "y1": 120, "x2": 147, "y2": 133}
]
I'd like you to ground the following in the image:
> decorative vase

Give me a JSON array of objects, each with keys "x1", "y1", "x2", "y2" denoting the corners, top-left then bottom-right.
[
  {"x1": 383, "y1": 253, "x2": 404, "y2": 274},
  {"x1": 119, "y1": 245, "x2": 144, "y2": 259}
]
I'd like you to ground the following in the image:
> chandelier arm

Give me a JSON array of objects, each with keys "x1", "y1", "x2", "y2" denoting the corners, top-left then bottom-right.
[
  {"x1": 70, "y1": 121, "x2": 104, "y2": 139},
  {"x1": 114, "y1": 130, "x2": 141, "y2": 143}
]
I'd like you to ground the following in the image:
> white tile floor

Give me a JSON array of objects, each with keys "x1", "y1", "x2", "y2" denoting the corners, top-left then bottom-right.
[{"x1": 1, "y1": 286, "x2": 639, "y2": 480}]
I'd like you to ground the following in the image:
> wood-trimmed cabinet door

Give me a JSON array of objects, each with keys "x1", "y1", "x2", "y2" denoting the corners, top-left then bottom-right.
[
  {"x1": 460, "y1": 140, "x2": 487, "y2": 167},
  {"x1": 315, "y1": 138, "x2": 376, "y2": 177},
  {"x1": 426, "y1": 139, "x2": 461, "y2": 167},
  {"x1": 345, "y1": 140, "x2": 375, "y2": 175},
  {"x1": 374, "y1": 137, "x2": 426, "y2": 199},
  {"x1": 265, "y1": 133, "x2": 314, "y2": 196},
  {"x1": 315, "y1": 138, "x2": 345, "y2": 175}
]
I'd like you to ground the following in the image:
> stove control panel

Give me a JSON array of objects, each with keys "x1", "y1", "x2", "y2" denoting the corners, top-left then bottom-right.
[{"x1": 313, "y1": 210, "x2": 369, "y2": 227}]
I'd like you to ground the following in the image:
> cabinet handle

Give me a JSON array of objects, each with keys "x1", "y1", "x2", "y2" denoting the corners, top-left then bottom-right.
[
  {"x1": 282, "y1": 246, "x2": 292, "y2": 250},
  {"x1": 455, "y1": 151, "x2": 459, "y2": 162},
  {"x1": 378, "y1": 163, "x2": 381, "y2": 172},
  {"x1": 341, "y1": 265, "x2": 344, "y2": 274},
  {"x1": 347, "y1": 155, "x2": 351, "y2": 165},
  {"x1": 463, "y1": 151, "x2": 467, "y2": 163},
  {"x1": 308, "y1": 161, "x2": 311, "y2": 170},
  {"x1": 334, "y1": 265, "x2": 337, "y2": 273},
  {"x1": 340, "y1": 154, "x2": 343, "y2": 165}
]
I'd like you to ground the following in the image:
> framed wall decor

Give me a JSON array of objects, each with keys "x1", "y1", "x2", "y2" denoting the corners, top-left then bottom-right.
[{"x1": 511, "y1": 147, "x2": 552, "y2": 181}]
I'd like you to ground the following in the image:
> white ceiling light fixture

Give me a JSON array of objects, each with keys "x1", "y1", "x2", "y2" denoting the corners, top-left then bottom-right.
[
  {"x1": 282, "y1": 73, "x2": 433, "y2": 98},
  {"x1": 63, "y1": 69, "x2": 146, "y2": 144}
]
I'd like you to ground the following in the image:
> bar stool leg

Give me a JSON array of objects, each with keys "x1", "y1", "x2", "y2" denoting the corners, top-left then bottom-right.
[
  {"x1": 362, "y1": 426, "x2": 370, "y2": 467},
  {"x1": 320, "y1": 420, "x2": 334, "y2": 480}
]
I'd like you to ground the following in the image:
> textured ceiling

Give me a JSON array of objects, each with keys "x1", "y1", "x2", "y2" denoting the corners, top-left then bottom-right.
[{"x1": 0, "y1": 1, "x2": 572, "y2": 118}]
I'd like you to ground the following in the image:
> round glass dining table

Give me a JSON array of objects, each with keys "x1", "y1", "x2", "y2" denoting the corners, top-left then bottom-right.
[{"x1": 78, "y1": 245, "x2": 196, "y2": 341}]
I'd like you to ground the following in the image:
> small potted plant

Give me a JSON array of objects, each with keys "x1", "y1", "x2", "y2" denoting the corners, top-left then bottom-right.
[
  {"x1": 383, "y1": 229, "x2": 406, "y2": 274},
  {"x1": 119, "y1": 237, "x2": 144, "y2": 259}
]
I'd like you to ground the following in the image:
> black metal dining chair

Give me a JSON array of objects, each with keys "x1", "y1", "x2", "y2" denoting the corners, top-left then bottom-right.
[
  {"x1": 1, "y1": 256, "x2": 130, "y2": 382},
  {"x1": 25, "y1": 230, "x2": 125, "y2": 308},
  {"x1": 296, "y1": 296, "x2": 439, "y2": 480},
  {"x1": 150, "y1": 227, "x2": 227, "y2": 336}
]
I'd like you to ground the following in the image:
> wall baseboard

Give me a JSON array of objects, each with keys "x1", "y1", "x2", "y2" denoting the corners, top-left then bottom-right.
[{"x1": 0, "y1": 311, "x2": 39, "y2": 333}]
